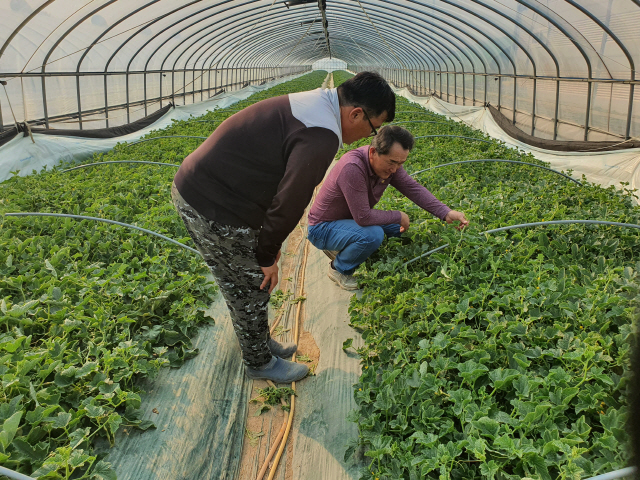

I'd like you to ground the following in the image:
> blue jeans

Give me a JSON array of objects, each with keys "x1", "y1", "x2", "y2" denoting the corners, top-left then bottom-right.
[{"x1": 307, "y1": 219, "x2": 401, "y2": 275}]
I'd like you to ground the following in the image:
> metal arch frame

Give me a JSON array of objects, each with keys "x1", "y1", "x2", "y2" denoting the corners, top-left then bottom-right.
[
  {"x1": 416, "y1": 0, "x2": 536, "y2": 124},
  {"x1": 223, "y1": 10, "x2": 451, "y2": 76},
  {"x1": 235, "y1": 33, "x2": 399, "y2": 69},
  {"x1": 325, "y1": 3, "x2": 476, "y2": 102},
  {"x1": 2, "y1": 1, "x2": 637, "y2": 140},
  {"x1": 329, "y1": 1, "x2": 496, "y2": 103},
  {"x1": 204, "y1": 10, "x2": 432, "y2": 71},
  {"x1": 342, "y1": 0, "x2": 515, "y2": 105},
  {"x1": 229, "y1": 28, "x2": 425, "y2": 79},
  {"x1": 351, "y1": 0, "x2": 509, "y2": 105},
  {"x1": 468, "y1": 0, "x2": 561, "y2": 137},
  {"x1": 507, "y1": 0, "x2": 594, "y2": 140},
  {"x1": 123, "y1": 1, "x2": 274, "y2": 121},
  {"x1": 39, "y1": 0, "x2": 118, "y2": 128},
  {"x1": 76, "y1": 1, "x2": 166, "y2": 128},
  {"x1": 562, "y1": 0, "x2": 635, "y2": 139}
]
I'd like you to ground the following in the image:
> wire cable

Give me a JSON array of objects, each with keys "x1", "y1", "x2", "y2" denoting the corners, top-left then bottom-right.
[
  {"x1": 402, "y1": 220, "x2": 640, "y2": 267},
  {"x1": 3, "y1": 212, "x2": 200, "y2": 255},
  {"x1": 414, "y1": 134, "x2": 494, "y2": 144},
  {"x1": 124, "y1": 135, "x2": 207, "y2": 146},
  {"x1": 401, "y1": 219, "x2": 640, "y2": 268},
  {"x1": 409, "y1": 159, "x2": 582, "y2": 185},
  {"x1": 62, "y1": 160, "x2": 180, "y2": 172}
]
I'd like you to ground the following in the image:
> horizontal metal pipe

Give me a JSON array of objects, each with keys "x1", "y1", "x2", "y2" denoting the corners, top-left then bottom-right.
[
  {"x1": 62, "y1": 160, "x2": 180, "y2": 173},
  {"x1": 409, "y1": 159, "x2": 582, "y2": 185},
  {"x1": 402, "y1": 220, "x2": 640, "y2": 268},
  {"x1": 3, "y1": 71, "x2": 640, "y2": 85},
  {"x1": 414, "y1": 135, "x2": 493, "y2": 144},
  {"x1": 125, "y1": 135, "x2": 207, "y2": 147},
  {"x1": 4, "y1": 212, "x2": 200, "y2": 255}
]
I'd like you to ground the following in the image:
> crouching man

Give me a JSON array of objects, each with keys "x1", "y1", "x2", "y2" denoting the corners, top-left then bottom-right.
[{"x1": 307, "y1": 125, "x2": 469, "y2": 290}]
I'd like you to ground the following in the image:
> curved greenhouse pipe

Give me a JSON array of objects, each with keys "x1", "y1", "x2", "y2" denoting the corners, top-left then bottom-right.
[
  {"x1": 392, "y1": 0, "x2": 505, "y2": 75},
  {"x1": 62, "y1": 161, "x2": 180, "y2": 173},
  {"x1": 217, "y1": 12, "x2": 434, "y2": 72},
  {"x1": 0, "y1": 465, "x2": 35, "y2": 480},
  {"x1": 227, "y1": 31, "x2": 422, "y2": 80},
  {"x1": 3, "y1": 213, "x2": 200, "y2": 255},
  {"x1": 235, "y1": 28, "x2": 427, "y2": 76},
  {"x1": 344, "y1": 0, "x2": 505, "y2": 101},
  {"x1": 414, "y1": 135, "x2": 494, "y2": 144},
  {"x1": 402, "y1": 220, "x2": 640, "y2": 268},
  {"x1": 202, "y1": 17, "x2": 410, "y2": 72},
  {"x1": 225, "y1": 22, "x2": 412, "y2": 65},
  {"x1": 341, "y1": 0, "x2": 496, "y2": 97},
  {"x1": 323, "y1": 3, "x2": 471, "y2": 75},
  {"x1": 124, "y1": 135, "x2": 207, "y2": 146},
  {"x1": 212, "y1": 1, "x2": 468, "y2": 71},
  {"x1": 410, "y1": 0, "x2": 524, "y2": 118},
  {"x1": 583, "y1": 467, "x2": 637, "y2": 480},
  {"x1": 390, "y1": 120, "x2": 453, "y2": 127},
  {"x1": 215, "y1": 18, "x2": 417, "y2": 71},
  {"x1": 408, "y1": 159, "x2": 583, "y2": 185}
]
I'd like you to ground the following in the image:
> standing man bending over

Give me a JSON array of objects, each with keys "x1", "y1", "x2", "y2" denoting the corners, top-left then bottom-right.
[
  {"x1": 171, "y1": 72, "x2": 395, "y2": 383},
  {"x1": 307, "y1": 125, "x2": 469, "y2": 291}
]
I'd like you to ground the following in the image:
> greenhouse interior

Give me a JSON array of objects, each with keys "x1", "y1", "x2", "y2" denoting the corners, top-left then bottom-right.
[{"x1": 1, "y1": 1, "x2": 640, "y2": 479}]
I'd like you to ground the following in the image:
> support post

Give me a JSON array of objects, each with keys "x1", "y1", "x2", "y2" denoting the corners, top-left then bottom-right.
[{"x1": 76, "y1": 74, "x2": 83, "y2": 130}]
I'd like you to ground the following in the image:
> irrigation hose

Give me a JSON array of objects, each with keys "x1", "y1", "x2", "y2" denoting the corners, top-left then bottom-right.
[
  {"x1": 125, "y1": 135, "x2": 207, "y2": 146},
  {"x1": 256, "y1": 381, "x2": 289, "y2": 480},
  {"x1": 415, "y1": 135, "x2": 494, "y2": 144},
  {"x1": 0, "y1": 466, "x2": 34, "y2": 480},
  {"x1": 3, "y1": 213, "x2": 200, "y2": 255},
  {"x1": 262, "y1": 239, "x2": 311, "y2": 480},
  {"x1": 584, "y1": 467, "x2": 637, "y2": 480},
  {"x1": 402, "y1": 220, "x2": 640, "y2": 268},
  {"x1": 409, "y1": 159, "x2": 582, "y2": 186},
  {"x1": 62, "y1": 160, "x2": 180, "y2": 173},
  {"x1": 390, "y1": 120, "x2": 453, "y2": 127}
]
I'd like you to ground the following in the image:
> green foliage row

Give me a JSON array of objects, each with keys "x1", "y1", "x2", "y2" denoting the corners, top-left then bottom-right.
[
  {"x1": 338, "y1": 77, "x2": 640, "y2": 479},
  {"x1": 0, "y1": 70, "x2": 327, "y2": 479}
]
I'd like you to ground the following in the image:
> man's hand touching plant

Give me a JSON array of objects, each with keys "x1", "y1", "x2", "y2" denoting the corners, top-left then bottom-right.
[{"x1": 445, "y1": 210, "x2": 469, "y2": 230}]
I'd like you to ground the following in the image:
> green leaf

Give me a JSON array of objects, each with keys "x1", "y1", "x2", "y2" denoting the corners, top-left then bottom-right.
[
  {"x1": 342, "y1": 338, "x2": 353, "y2": 350},
  {"x1": 90, "y1": 460, "x2": 117, "y2": 480},
  {"x1": 472, "y1": 417, "x2": 500, "y2": 439},
  {"x1": 0, "y1": 411, "x2": 23, "y2": 449}
]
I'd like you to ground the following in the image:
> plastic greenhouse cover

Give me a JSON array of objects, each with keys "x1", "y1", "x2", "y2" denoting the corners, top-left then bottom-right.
[
  {"x1": 0, "y1": 72, "x2": 306, "y2": 182},
  {"x1": 393, "y1": 85, "x2": 640, "y2": 199},
  {"x1": 2, "y1": 1, "x2": 639, "y2": 136}
]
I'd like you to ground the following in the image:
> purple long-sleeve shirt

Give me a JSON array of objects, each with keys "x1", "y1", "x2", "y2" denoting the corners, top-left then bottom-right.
[{"x1": 308, "y1": 145, "x2": 451, "y2": 226}]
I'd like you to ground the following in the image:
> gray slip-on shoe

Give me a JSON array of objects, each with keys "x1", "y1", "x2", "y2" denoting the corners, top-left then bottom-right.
[
  {"x1": 268, "y1": 337, "x2": 297, "y2": 359},
  {"x1": 245, "y1": 356, "x2": 309, "y2": 383},
  {"x1": 327, "y1": 265, "x2": 359, "y2": 291}
]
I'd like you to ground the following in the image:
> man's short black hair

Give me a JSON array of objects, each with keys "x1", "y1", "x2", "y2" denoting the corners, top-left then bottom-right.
[
  {"x1": 371, "y1": 125, "x2": 414, "y2": 154},
  {"x1": 337, "y1": 71, "x2": 396, "y2": 122}
]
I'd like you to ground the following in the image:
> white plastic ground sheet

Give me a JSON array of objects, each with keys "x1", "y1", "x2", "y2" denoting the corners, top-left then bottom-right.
[
  {"x1": 393, "y1": 86, "x2": 640, "y2": 197},
  {"x1": 0, "y1": 73, "x2": 306, "y2": 182}
]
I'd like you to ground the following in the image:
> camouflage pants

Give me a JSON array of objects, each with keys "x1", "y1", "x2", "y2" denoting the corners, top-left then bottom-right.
[{"x1": 171, "y1": 182, "x2": 272, "y2": 368}]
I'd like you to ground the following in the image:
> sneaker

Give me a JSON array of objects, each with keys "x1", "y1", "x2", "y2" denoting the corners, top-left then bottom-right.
[
  {"x1": 327, "y1": 265, "x2": 359, "y2": 291},
  {"x1": 267, "y1": 337, "x2": 297, "y2": 359},
  {"x1": 323, "y1": 250, "x2": 339, "y2": 261},
  {"x1": 245, "y1": 356, "x2": 309, "y2": 383}
]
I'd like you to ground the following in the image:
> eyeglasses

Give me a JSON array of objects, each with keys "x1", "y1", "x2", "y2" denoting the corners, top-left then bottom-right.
[{"x1": 362, "y1": 109, "x2": 378, "y2": 137}]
